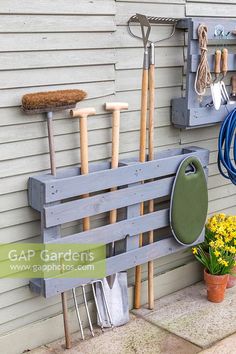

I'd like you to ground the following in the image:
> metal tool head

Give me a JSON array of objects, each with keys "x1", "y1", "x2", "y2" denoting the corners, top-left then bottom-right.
[
  {"x1": 135, "y1": 13, "x2": 151, "y2": 47},
  {"x1": 129, "y1": 14, "x2": 179, "y2": 25},
  {"x1": 128, "y1": 13, "x2": 180, "y2": 45},
  {"x1": 95, "y1": 274, "x2": 129, "y2": 328}
]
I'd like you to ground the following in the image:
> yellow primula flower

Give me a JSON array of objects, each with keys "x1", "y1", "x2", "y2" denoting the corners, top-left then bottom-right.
[{"x1": 192, "y1": 247, "x2": 198, "y2": 255}]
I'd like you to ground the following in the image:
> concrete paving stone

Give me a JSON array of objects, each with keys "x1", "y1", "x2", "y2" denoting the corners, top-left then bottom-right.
[
  {"x1": 33, "y1": 314, "x2": 201, "y2": 354},
  {"x1": 24, "y1": 347, "x2": 55, "y2": 354},
  {"x1": 133, "y1": 282, "x2": 236, "y2": 348},
  {"x1": 199, "y1": 332, "x2": 236, "y2": 354}
]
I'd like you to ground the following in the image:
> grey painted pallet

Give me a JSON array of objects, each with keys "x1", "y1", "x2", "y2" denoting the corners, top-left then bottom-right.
[
  {"x1": 172, "y1": 17, "x2": 236, "y2": 129},
  {"x1": 28, "y1": 147, "x2": 209, "y2": 298}
]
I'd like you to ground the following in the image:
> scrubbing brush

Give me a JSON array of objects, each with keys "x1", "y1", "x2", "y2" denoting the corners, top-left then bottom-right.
[
  {"x1": 22, "y1": 89, "x2": 87, "y2": 113},
  {"x1": 21, "y1": 88, "x2": 87, "y2": 349}
]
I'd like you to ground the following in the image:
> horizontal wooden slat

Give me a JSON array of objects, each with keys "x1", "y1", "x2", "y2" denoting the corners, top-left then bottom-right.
[
  {"x1": 48, "y1": 209, "x2": 169, "y2": 245},
  {"x1": 0, "y1": 50, "x2": 116, "y2": 72},
  {"x1": 37, "y1": 148, "x2": 208, "y2": 203},
  {"x1": 0, "y1": 65, "x2": 115, "y2": 90},
  {"x1": 0, "y1": 33, "x2": 115, "y2": 52},
  {"x1": 116, "y1": 67, "x2": 182, "y2": 91},
  {"x1": 186, "y1": 3, "x2": 236, "y2": 16},
  {"x1": 209, "y1": 193, "x2": 236, "y2": 214},
  {"x1": 0, "y1": 191, "x2": 27, "y2": 212},
  {"x1": 45, "y1": 177, "x2": 174, "y2": 227},
  {"x1": 116, "y1": 47, "x2": 183, "y2": 70},
  {"x1": 0, "y1": 207, "x2": 39, "y2": 229},
  {"x1": 43, "y1": 234, "x2": 203, "y2": 297},
  {"x1": 0, "y1": 15, "x2": 116, "y2": 33},
  {"x1": 0, "y1": 221, "x2": 40, "y2": 244},
  {"x1": 0, "y1": 0, "x2": 115, "y2": 14},
  {"x1": 0, "y1": 128, "x2": 179, "y2": 178},
  {"x1": 114, "y1": 25, "x2": 185, "y2": 48}
]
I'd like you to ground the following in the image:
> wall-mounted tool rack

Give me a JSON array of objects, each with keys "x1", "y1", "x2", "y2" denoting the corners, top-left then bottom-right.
[
  {"x1": 172, "y1": 17, "x2": 236, "y2": 129},
  {"x1": 28, "y1": 147, "x2": 209, "y2": 298}
]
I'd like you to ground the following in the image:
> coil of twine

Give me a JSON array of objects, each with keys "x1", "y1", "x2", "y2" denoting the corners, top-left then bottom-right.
[{"x1": 194, "y1": 24, "x2": 212, "y2": 100}]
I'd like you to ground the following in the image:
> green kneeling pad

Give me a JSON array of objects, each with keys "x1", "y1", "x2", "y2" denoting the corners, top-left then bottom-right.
[{"x1": 170, "y1": 156, "x2": 208, "y2": 245}]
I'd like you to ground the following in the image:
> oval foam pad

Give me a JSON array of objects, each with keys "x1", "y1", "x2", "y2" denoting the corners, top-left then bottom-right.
[{"x1": 170, "y1": 156, "x2": 208, "y2": 245}]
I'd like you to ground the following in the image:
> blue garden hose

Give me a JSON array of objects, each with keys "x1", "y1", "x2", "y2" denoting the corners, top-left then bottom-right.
[{"x1": 218, "y1": 108, "x2": 236, "y2": 185}]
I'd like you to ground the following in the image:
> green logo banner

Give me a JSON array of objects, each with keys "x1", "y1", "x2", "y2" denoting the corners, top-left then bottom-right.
[{"x1": 0, "y1": 243, "x2": 106, "y2": 279}]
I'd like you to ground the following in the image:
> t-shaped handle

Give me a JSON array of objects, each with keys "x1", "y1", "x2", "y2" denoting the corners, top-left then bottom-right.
[
  {"x1": 70, "y1": 107, "x2": 96, "y2": 118},
  {"x1": 105, "y1": 102, "x2": 128, "y2": 112}
]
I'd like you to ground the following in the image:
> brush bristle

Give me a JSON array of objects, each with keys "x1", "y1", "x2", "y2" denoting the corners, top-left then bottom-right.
[{"x1": 22, "y1": 89, "x2": 87, "y2": 111}]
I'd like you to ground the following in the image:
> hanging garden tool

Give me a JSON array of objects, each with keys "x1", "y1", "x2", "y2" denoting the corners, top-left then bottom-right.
[
  {"x1": 230, "y1": 74, "x2": 236, "y2": 101},
  {"x1": 69, "y1": 108, "x2": 114, "y2": 335},
  {"x1": 128, "y1": 13, "x2": 179, "y2": 310},
  {"x1": 220, "y1": 48, "x2": 229, "y2": 105},
  {"x1": 95, "y1": 102, "x2": 129, "y2": 327},
  {"x1": 130, "y1": 13, "x2": 150, "y2": 311},
  {"x1": 22, "y1": 89, "x2": 87, "y2": 349}
]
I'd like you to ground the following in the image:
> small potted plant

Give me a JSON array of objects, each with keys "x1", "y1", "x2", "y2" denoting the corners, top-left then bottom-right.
[
  {"x1": 206, "y1": 214, "x2": 236, "y2": 288},
  {"x1": 192, "y1": 214, "x2": 236, "y2": 303}
]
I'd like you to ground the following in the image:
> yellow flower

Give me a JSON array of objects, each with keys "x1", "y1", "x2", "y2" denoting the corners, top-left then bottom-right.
[
  {"x1": 209, "y1": 241, "x2": 215, "y2": 248},
  {"x1": 221, "y1": 260, "x2": 229, "y2": 267},
  {"x1": 192, "y1": 247, "x2": 198, "y2": 255},
  {"x1": 214, "y1": 250, "x2": 220, "y2": 257}
]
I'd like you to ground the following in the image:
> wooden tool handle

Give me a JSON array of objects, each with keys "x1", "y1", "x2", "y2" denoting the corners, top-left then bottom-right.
[
  {"x1": 46, "y1": 114, "x2": 56, "y2": 176},
  {"x1": 222, "y1": 48, "x2": 228, "y2": 77},
  {"x1": 61, "y1": 293, "x2": 72, "y2": 349},
  {"x1": 105, "y1": 102, "x2": 128, "y2": 112},
  {"x1": 139, "y1": 68, "x2": 149, "y2": 163},
  {"x1": 214, "y1": 50, "x2": 221, "y2": 77},
  {"x1": 148, "y1": 63, "x2": 155, "y2": 310},
  {"x1": 70, "y1": 107, "x2": 96, "y2": 231},
  {"x1": 231, "y1": 75, "x2": 236, "y2": 95},
  {"x1": 134, "y1": 68, "x2": 149, "y2": 310},
  {"x1": 105, "y1": 102, "x2": 128, "y2": 225},
  {"x1": 70, "y1": 107, "x2": 96, "y2": 118}
]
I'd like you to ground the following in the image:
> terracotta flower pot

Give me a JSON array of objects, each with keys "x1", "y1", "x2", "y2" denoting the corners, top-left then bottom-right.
[
  {"x1": 227, "y1": 265, "x2": 236, "y2": 288},
  {"x1": 204, "y1": 268, "x2": 229, "y2": 303}
]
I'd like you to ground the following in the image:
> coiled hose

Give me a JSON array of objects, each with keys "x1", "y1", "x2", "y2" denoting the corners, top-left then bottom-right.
[{"x1": 218, "y1": 108, "x2": 236, "y2": 185}]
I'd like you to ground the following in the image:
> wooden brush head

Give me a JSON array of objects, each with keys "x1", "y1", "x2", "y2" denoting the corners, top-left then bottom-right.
[{"x1": 22, "y1": 89, "x2": 87, "y2": 113}]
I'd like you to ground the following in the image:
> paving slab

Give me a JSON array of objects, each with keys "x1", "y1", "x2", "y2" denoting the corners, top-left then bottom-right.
[
  {"x1": 133, "y1": 282, "x2": 236, "y2": 348},
  {"x1": 29, "y1": 314, "x2": 201, "y2": 354},
  {"x1": 199, "y1": 332, "x2": 236, "y2": 354}
]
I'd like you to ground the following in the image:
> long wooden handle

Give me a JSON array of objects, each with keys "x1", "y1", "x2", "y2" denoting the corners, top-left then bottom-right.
[
  {"x1": 134, "y1": 67, "x2": 149, "y2": 310},
  {"x1": 79, "y1": 116, "x2": 91, "y2": 231},
  {"x1": 110, "y1": 110, "x2": 120, "y2": 226},
  {"x1": 214, "y1": 50, "x2": 221, "y2": 78},
  {"x1": 46, "y1": 112, "x2": 71, "y2": 349},
  {"x1": 222, "y1": 48, "x2": 228, "y2": 77},
  {"x1": 148, "y1": 63, "x2": 155, "y2": 310},
  {"x1": 105, "y1": 102, "x2": 128, "y2": 226},
  {"x1": 70, "y1": 108, "x2": 96, "y2": 231},
  {"x1": 139, "y1": 68, "x2": 149, "y2": 163}
]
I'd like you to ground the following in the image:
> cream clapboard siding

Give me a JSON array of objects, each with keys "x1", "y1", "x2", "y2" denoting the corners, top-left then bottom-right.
[{"x1": 0, "y1": 0, "x2": 236, "y2": 350}]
